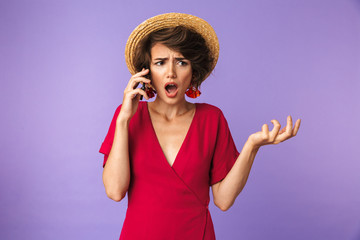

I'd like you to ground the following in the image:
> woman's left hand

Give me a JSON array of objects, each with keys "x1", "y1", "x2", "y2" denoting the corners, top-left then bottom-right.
[{"x1": 247, "y1": 116, "x2": 301, "y2": 149}]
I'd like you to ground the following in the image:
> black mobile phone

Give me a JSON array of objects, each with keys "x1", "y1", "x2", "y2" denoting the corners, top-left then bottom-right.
[{"x1": 140, "y1": 67, "x2": 150, "y2": 100}]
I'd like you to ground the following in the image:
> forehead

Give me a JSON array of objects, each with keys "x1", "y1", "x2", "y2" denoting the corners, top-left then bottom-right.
[{"x1": 150, "y1": 43, "x2": 184, "y2": 58}]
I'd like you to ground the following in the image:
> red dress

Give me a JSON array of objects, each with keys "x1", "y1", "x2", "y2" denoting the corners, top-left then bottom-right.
[{"x1": 99, "y1": 102, "x2": 239, "y2": 240}]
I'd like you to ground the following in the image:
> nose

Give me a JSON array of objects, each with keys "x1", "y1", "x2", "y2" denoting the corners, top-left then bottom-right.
[{"x1": 166, "y1": 61, "x2": 177, "y2": 79}]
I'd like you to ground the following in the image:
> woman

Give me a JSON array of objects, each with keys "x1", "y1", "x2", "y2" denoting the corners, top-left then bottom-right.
[{"x1": 99, "y1": 13, "x2": 301, "y2": 240}]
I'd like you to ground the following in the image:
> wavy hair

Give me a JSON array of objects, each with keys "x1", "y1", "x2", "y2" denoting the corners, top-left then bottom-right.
[{"x1": 133, "y1": 26, "x2": 214, "y2": 88}]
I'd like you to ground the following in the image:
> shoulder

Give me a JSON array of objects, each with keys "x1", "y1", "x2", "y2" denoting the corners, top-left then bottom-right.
[
  {"x1": 195, "y1": 103, "x2": 228, "y2": 126},
  {"x1": 196, "y1": 103, "x2": 224, "y2": 117},
  {"x1": 112, "y1": 104, "x2": 122, "y2": 119},
  {"x1": 115, "y1": 103, "x2": 122, "y2": 112}
]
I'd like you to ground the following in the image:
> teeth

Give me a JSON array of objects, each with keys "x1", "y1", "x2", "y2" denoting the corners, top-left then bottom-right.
[{"x1": 165, "y1": 84, "x2": 175, "y2": 88}]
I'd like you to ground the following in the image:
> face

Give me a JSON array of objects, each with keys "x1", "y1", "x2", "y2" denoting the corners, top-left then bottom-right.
[{"x1": 149, "y1": 43, "x2": 192, "y2": 103}]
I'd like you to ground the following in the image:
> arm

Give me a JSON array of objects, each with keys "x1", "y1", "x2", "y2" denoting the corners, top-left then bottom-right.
[
  {"x1": 212, "y1": 116, "x2": 301, "y2": 211},
  {"x1": 211, "y1": 139, "x2": 259, "y2": 211},
  {"x1": 102, "y1": 68, "x2": 150, "y2": 202},
  {"x1": 102, "y1": 118, "x2": 131, "y2": 202}
]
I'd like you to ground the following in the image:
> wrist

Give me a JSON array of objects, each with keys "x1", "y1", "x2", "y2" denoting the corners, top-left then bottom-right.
[
  {"x1": 116, "y1": 114, "x2": 131, "y2": 127},
  {"x1": 245, "y1": 138, "x2": 261, "y2": 152}
]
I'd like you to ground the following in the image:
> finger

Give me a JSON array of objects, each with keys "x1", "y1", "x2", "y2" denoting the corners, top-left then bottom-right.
[
  {"x1": 262, "y1": 124, "x2": 269, "y2": 139},
  {"x1": 269, "y1": 119, "x2": 281, "y2": 141},
  {"x1": 292, "y1": 119, "x2": 301, "y2": 136},
  {"x1": 275, "y1": 116, "x2": 296, "y2": 143},
  {"x1": 133, "y1": 68, "x2": 149, "y2": 77},
  {"x1": 131, "y1": 78, "x2": 150, "y2": 90},
  {"x1": 132, "y1": 76, "x2": 151, "y2": 84},
  {"x1": 125, "y1": 68, "x2": 150, "y2": 90},
  {"x1": 286, "y1": 115, "x2": 293, "y2": 135},
  {"x1": 128, "y1": 88, "x2": 149, "y2": 100},
  {"x1": 278, "y1": 126, "x2": 286, "y2": 134},
  {"x1": 127, "y1": 76, "x2": 151, "y2": 90},
  {"x1": 275, "y1": 128, "x2": 291, "y2": 143}
]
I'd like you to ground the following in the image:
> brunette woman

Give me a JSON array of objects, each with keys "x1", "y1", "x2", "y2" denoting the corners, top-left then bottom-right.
[{"x1": 99, "y1": 13, "x2": 301, "y2": 240}]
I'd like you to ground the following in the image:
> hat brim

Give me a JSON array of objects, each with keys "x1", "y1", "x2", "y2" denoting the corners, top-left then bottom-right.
[{"x1": 125, "y1": 12, "x2": 219, "y2": 79}]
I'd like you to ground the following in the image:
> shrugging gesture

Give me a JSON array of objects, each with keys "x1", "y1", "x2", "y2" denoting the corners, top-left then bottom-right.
[
  {"x1": 248, "y1": 116, "x2": 301, "y2": 148},
  {"x1": 212, "y1": 116, "x2": 301, "y2": 211}
]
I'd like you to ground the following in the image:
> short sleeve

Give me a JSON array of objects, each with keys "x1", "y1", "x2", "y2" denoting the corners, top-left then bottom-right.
[
  {"x1": 209, "y1": 110, "x2": 240, "y2": 185},
  {"x1": 99, "y1": 104, "x2": 122, "y2": 168}
]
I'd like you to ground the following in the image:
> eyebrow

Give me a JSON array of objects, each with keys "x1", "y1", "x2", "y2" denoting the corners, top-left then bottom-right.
[{"x1": 153, "y1": 57, "x2": 187, "y2": 61}]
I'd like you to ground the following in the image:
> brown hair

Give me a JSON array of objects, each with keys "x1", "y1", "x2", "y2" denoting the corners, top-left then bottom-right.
[{"x1": 133, "y1": 26, "x2": 214, "y2": 88}]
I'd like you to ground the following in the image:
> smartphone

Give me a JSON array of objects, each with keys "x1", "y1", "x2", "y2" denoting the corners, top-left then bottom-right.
[{"x1": 140, "y1": 66, "x2": 150, "y2": 100}]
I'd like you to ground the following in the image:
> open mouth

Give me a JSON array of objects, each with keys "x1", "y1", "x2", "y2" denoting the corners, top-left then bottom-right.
[{"x1": 165, "y1": 83, "x2": 178, "y2": 94}]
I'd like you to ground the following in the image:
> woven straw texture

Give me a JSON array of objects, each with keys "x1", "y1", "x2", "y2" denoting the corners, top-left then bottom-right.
[{"x1": 125, "y1": 12, "x2": 219, "y2": 78}]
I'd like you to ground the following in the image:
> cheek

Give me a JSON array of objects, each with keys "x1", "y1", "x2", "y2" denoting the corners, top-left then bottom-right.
[
  {"x1": 150, "y1": 66, "x2": 164, "y2": 78},
  {"x1": 183, "y1": 71, "x2": 193, "y2": 85}
]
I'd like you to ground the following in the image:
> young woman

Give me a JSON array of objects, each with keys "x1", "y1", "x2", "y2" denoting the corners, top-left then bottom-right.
[{"x1": 99, "y1": 13, "x2": 301, "y2": 240}]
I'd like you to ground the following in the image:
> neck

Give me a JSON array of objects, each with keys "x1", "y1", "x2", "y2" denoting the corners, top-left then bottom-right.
[{"x1": 148, "y1": 97, "x2": 194, "y2": 121}]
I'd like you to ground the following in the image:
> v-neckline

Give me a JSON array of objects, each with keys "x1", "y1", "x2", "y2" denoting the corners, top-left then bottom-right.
[{"x1": 145, "y1": 102, "x2": 198, "y2": 168}]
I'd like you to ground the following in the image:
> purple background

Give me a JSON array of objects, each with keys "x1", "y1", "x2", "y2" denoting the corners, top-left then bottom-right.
[{"x1": 1, "y1": 0, "x2": 359, "y2": 239}]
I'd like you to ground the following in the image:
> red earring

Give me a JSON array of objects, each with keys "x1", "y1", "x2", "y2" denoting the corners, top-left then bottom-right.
[
  {"x1": 145, "y1": 84, "x2": 156, "y2": 98},
  {"x1": 185, "y1": 86, "x2": 201, "y2": 98}
]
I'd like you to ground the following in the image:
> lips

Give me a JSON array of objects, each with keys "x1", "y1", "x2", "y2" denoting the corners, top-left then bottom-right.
[{"x1": 164, "y1": 82, "x2": 178, "y2": 98}]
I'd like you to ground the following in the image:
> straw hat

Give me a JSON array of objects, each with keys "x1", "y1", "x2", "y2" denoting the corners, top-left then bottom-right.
[{"x1": 125, "y1": 12, "x2": 219, "y2": 79}]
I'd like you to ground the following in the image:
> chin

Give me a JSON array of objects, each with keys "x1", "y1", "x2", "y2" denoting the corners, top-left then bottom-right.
[{"x1": 156, "y1": 93, "x2": 186, "y2": 104}]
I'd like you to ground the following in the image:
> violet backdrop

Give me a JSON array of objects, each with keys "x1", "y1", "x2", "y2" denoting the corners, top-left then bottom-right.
[{"x1": 1, "y1": 0, "x2": 359, "y2": 239}]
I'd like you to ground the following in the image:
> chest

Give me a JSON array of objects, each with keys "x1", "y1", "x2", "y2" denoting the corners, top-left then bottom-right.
[
  {"x1": 151, "y1": 113, "x2": 194, "y2": 167},
  {"x1": 127, "y1": 103, "x2": 218, "y2": 189}
]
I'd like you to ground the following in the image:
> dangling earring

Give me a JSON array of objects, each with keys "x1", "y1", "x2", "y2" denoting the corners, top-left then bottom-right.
[
  {"x1": 185, "y1": 86, "x2": 201, "y2": 98},
  {"x1": 145, "y1": 84, "x2": 156, "y2": 98}
]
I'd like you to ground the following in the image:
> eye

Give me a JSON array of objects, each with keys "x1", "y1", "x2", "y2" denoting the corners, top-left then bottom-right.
[
  {"x1": 155, "y1": 61, "x2": 163, "y2": 66},
  {"x1": 178, "y1": 61, "x2": 188, "y2": 66}
]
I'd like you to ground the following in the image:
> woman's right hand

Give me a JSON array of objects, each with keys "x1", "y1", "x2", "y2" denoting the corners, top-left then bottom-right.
[{"x1": 117, "y1": 68, "x2": 150, "y2": 122}]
